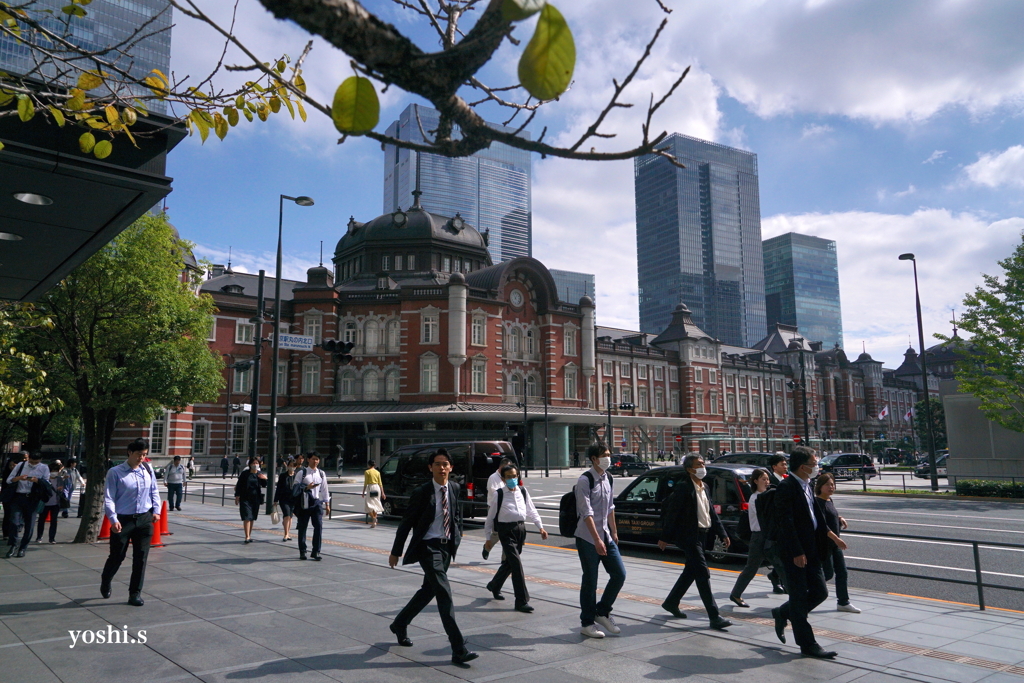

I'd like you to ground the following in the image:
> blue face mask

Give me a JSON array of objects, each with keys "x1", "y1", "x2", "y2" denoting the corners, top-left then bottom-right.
[{"x1": 505, "y1": 478, "x2": 518, "y2": 490}]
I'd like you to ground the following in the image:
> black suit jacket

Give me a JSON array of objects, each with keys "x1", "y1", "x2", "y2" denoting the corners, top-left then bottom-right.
[
  {"x1": 658, "y1": 477, "x2": 727, "y2": 549},
  {"x1": 773, "y1": 474, "x2": 827, "y2": 563},
  {"x1": 769, "y1": 472, "x2": 784, "y2": 488},
  {"x1": 391, "y1": 479, "x2": 463, "y2": 565}
]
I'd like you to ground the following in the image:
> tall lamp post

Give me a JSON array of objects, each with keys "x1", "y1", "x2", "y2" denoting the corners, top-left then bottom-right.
[
  {"x1": 899, "y1": 253, "x2": 939, "y2": 492},
  {"x1": 266, "y1": 194, "x2": 314, "y2": 513}
]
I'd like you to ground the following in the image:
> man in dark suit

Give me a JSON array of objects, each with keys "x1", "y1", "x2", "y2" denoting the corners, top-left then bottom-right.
[
  {"x1": 771, "y1": 446, "x2": 836, "y2": 659},
  {"x1": 657, "y1": 454, "x2": 733, "y2": 630},
  {"x1": 388, "y1": 449, "x2": 478, "y2": 665},
  {"x1": 768, "y1": 453, "x2": 788, "y2": 487}
]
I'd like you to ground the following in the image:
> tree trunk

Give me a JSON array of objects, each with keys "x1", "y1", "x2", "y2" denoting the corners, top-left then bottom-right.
[{"x1": 73, "y1": 406, "x2": 115, "y2": 543}]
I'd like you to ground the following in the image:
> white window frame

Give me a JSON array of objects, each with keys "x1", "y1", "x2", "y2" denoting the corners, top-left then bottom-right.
[
  {"x1": 304, "y1": 314, "x2": 322, "y2": 345},
  {"x1": 669, "y1": 366, "x2": 679, "y2": 382},
  {"x1": 526, "y1": 375, "x2": 539, "y2": 399},
  {"x1": 621, "y1": 385, "x2": 633, "y2": 404},
  {"x1": 231, "y1": 414, "x2": 249, "y2": 454},
  {"x1": 471, "y1": 316, "x2": 486, "y2": 346},
  {"x1": 275, "y1": 361, "x2": 288, "y2": 396},
  {"x1": 727, "y1": 394, "x2": 736, "y2": 416},
  {"x1": 206, "y1": 317, "x2": 216, "y2": 342},
  {"x1": 408, "y1": 254, "x2": 416, "y2": 270},
  {"x1": 420, "y1": 355, "x2": 439, "y2": 393},
  {"x1": 638, "y1": 387, "x2": 649, "y2": 412},
  {"x1": 694, "y1": 367, "x2": 703, "y2": 383},
  {"x1": 421, "y1": 313, "x2": 439, "y2": 344},
  {"x1": 655, "y1": 388, "x2": 664, "y2": 412},
  {"x1": 192, "y1": 421, "x2": 209, "y2": 455},
  {"x1": 343, "y1": 321, "x2": 358, "y2": 344},
  {"x1": 394, "y1": 254, "x2": 403, "y2": 271},
  {"x1": 603, "y1": 360, "x2": 614, "y2": 376},
  {"x1": 710, "y1": 391, "x2": 719, "y2": 415},
  {"x1": 363, "y1": 371, "x2": 379, "y2": 400},
  {"x1": 381, "y1": 255, "x2": 390, "y2": 271},
  {"x1": 654, "y1": 365, "x2": 664, "y2": 381},
  {"x1": 233, "y1": 365, "x2": 251, "y2": 394},
  {"x1": 508, "y1": 373, "x2": 522, "y2": 399},
  {"x1": 709, "y1": 369, "x2": 718, "y2": 384},
  {"x1": 638, "y1": 364, "x2": 648, "y2": 380},
  {"x1": 671, "y1": 390, "x2": 680, "y2": 414},
  {"x1": 387, "y1": 319, "x2": 401, "y2": 352},
  {"x1": 471, "y1": 361, "x2": 486, "y2": 394},
  {"x1": 565, "y1": 368, "x2": 577, "y2": 399},
  {"x1": 695, "y1": 389, "x2": 704, "y2": 414},
  {"x1": 385, "y1": 370, "x2": 400, "y2": 400},
  {"x1": 149, "y1": 411, "x2": 168, "y2": 455},
  {"x1": 302, "y1": 360, "x2": 321, "y2": 395},
  {"x1": 564, "y1": 327, "x2": 577, "y2": 356},
  {"x1": 365, "y1": 320, "x2": 380, "y2": 354},
  {"x1": 620, "y1": 362, "x2": 631, "y2": 378},
  {"x1": 235, "y1": 320, "x2": 255, "y2": 344}
]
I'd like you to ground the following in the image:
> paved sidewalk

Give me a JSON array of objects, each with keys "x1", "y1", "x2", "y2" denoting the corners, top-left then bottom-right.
[{"x1": 2, "y1": 501, "x2": 1023, "y2": 683}]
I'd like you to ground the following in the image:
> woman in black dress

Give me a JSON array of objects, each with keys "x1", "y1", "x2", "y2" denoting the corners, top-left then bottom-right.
[
  {"x1": 274, "y1": 458, "x2": 299, "y2": 542},
  {"x1": 234, "y1": 456, "x2": 268, "y2": 543}
]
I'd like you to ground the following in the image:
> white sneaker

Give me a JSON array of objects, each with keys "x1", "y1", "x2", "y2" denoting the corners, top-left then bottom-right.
[
  {"x1": 594, "y1": 614, "x2": 621, "y2": 635},
  {"x1": 580, "y1": 624, "x2": 606, "y2": 639},
  {"x1": 838, "y1": 603, "x2": 861, "y2": 613}
]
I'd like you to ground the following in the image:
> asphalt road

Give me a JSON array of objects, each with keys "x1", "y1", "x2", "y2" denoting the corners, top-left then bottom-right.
[{"x1": 182, "y1": 471, "x2": 1024, "y2": 613}]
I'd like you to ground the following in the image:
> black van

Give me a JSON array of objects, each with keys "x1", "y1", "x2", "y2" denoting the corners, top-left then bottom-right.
[
  {"x1": 613, "y1": 463, "x2": 756, "y2": 562},
  {"x1": 378, "y1": 441, "x2": 517, "y2": 518}
]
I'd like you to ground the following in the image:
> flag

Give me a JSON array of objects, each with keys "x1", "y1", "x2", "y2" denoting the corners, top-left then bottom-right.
[
  {"x1": 904, "y1": 407, "x2": 914, "y2": 423},
  {"x1": 877, "y1": 405, "x2": 889, "y2": 420}
]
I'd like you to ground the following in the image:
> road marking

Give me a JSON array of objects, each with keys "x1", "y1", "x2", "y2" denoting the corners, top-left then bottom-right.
[
  {"x1": 841, "y1": 506, "x2": 1024, "y2": 524},
  {"x1": 852, "y1": 534, "x2": 1024, "y2": 553},
  {"x1": 845, "y1": 518, "x2": 1024, "y2": 535},
  {"x1": 847, "y1": 555, "x2": 1024, "y2": 579}
]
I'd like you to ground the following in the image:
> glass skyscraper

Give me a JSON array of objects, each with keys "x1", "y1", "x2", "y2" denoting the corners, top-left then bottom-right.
[
  {"x1": 550, "y1": 269, "x2": 596, "y2": 304},
  {"x1": 383, "y1": 104, "x2": 532, "y2": 263},
  {"x1": 634, "y1": 134, "x2": 766, "y2": 346},
  {"x1": 0, "y1": 0, "x2": 173, "y2": 113},
  {"x1": 763, "y1": 232, "x2": 843, "y2": 349}
]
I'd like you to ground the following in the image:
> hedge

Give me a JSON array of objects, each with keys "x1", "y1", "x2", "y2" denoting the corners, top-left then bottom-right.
[{"x1": 955, "y1": 479, "x2": 1024, "y2": 499}]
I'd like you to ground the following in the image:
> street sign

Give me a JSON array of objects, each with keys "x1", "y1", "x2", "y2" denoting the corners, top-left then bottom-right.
[
  {"x1": 793, "y1": 435, "x2": 802, "y2": 443},
  {"x1": 621, "y1": 440, "x2": 627, "y2": 448},
  {"x1": 278, "y1": 334, "x2": 315, "y2": 351},
  {"x1": 674, "y1": 435, "x2": 683, "y2": 443}
]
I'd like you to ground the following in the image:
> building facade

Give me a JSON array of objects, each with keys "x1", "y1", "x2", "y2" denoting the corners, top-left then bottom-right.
[
  {"x1": 763, "y1": 232, "x2": 843, "y2": 349},
  {"x1": 550, "y1": 269, "x2": 596, "y2": 308},
  {"x1": 0, "y1": 0, "x2": 172, "y2": 113},
  {"x1": 382, "y1": 103, "x2": 532, "y2": 263},
  {"x1": 634, "y1": 134, "x2": 767, "y2": 346}
]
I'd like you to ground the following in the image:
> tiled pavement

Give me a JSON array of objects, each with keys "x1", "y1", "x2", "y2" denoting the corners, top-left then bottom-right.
[{"x1": 2, "y1": 501, "x2": 1023, "y2": 683}]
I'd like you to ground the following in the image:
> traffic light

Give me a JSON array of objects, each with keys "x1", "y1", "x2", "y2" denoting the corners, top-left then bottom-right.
[{"x1": 321, "y1": 339, "x2": 354, "y2": 365}]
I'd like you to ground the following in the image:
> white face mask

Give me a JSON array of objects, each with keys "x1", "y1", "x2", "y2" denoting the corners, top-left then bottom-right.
[
  {"x1": 597, "y1": 456, "x2": 611, "y2": 471},
  {"x1": 693, "y1": 467, "x2": 707, "y2": 480},
  {"x1": 809, "y1": 465, "x2": 820, "y2": 478}
]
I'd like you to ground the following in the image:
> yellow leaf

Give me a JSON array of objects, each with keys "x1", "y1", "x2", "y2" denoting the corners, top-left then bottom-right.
[
  {"x1": 189, "y1": 109, "x2": 210, "y2": 142},
  {"x1": 120, "y1": 107, "x2": 136, "y2": 126},
  {"x1": 518, "y1": 4, "x2": 575, "y2": 101},
  {"x1": 331, "y1": 76, "x2": 379, "y2": 134},
  {"x1": 78, "y1": 131, "x2": 95, "y2": 153},
  {"x1": 104, "y1": 104, "x2": 118, "y2": 125},
  {"x1": 283, "y1": 97, "x2": 295, "y2": 119},
  {"x1": 16, "y1": 94, "x2": 34, "y2": 122},
  {"x1": 295, "y1": 74, "x2": 307, "y2": 94},
  {"x1": 0, "y1": 90, "x2": 15, "y2": 107},
  {"x1": 257, "y1": 104, "x2": 269, "y2": 122},
  {"x1": 66, "y1": 88, "x2": 86, "y2": 111},
  {"x1": 77, "y1": 70, "x2": 102, "y2": 90},
  {"x1": 213, "y1": 112, "x2": 228, "y2": 140},
  {"x1": 296, "y1": 100, "x2": 307, "y2": 122},
  {"x1": 93, "y1": 139, "x2": 112, "y2": 159},
  {"x1": 269, "y1": 96, "x2": 281, "y2": 113},
  {"x1": 224, "y1": 106, "x2": 238, "y2": 127},
  {"x1": 48, "y1": 106, "x2": 65, "y2": 127},
  {"x1": 0, "y1": 141, "x2": 5, "y2": 151}
]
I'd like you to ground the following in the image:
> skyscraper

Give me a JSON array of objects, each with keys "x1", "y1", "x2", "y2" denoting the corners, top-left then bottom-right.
[
  {"x1": 550, "y1": 269, "x2": 596, "y2": 304},
  {"x1": 0, "y1": 0, "x2": 173, "y2": 113},
  {"x1": 763, "y1": 232, "x2": 844, "y2": 348},
  {"x1": 634, "y1": 134, "x2": 766, "y2": 346},
  {"x1": 383, "y1": 103, "x2": 532, "y2": 263}
]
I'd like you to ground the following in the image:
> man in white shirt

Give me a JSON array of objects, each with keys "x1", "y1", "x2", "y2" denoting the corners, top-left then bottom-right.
[
  {"x1": 295, "y1": 452, "x2": 330, "y2": 561},
  {"x1": 483, "y1": 464, "x2": 547, "y2": 612},
  {"x1": 164, "y1": 456, "x2": 187, "y2": 512},
  {"x1": 481, "y1": 456, "x2": 515, "y2": 560},
  {"x1": 5, "y1": 452, "x2": 50, "y2": 558}
]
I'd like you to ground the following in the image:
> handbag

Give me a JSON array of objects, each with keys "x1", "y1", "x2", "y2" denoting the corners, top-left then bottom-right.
[
  {"x1": 0, "y1": 462, "x2": 26, "y2": 505},
  {"x1": 368, "y1": 488, "x2": 379, "y2": 498},
  {"x1": 271, "y1": 504, "x2": 282, "y2": 525}
]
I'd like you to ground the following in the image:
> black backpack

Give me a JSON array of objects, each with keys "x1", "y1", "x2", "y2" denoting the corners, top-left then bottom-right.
[
  {"x1": 490, "y1": 484, "x2": 532, "y2": 529},
  {"x1": 758, "y1": 486, "x2": 780, "y2": 541},
  {"x1": 559, "y1": 471, "x2": 613, "y2": 537}
]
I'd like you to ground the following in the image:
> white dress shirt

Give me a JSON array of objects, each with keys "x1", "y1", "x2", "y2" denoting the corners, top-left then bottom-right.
[
  {"x1": 6, "y1": 461, "x2": 50, "y2": 494},
  {"x1": 748, "y1": 490, "x2": 761, "y2": 533},
  {"x1": 796, "y1": 475, "x2": 818, "y2": 529},
  {"x1": 300, "y1": 467, "x2": 329, "y2": 509},
  {"x1": 695, "y1": 482, "x2": 711, "y2": 529},
  {"x1": 483, "y1": 484, "x2": 543, "y2": 537},
  {"x1": 487, "y1": 470, "x2": 504, "y2": 492},
  {"x1": 423, "y1": 479, "x2": 452, "y2": 540}
]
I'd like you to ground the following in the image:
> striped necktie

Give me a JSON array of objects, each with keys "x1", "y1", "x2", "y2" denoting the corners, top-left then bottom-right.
[{"x1": 440, "y1": 485, "x2": 451, "y2": 540}]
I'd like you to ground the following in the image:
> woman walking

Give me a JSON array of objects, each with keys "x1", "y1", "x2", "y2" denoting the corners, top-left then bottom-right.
[
  {"x1": 274, "y1": 458, "x2": 299, "y2": 541},
  {"x1": 186, "y1": 456, "x2": 196, "y2": 480},
  {"x1": 815, "y1": 473, "x2": 860, "y2": 613},
  {"x1": 234, "y1": 456, "x2": 267, "y2": 543},
  {"x1": 361, "y1": 460, "x2": 385, "y2": 528},
  {"x1": 483, "y1": 464, "x2": 548, "y2": 612},
  {"x1": 729, "y1": 468, "x2": 772, "y2": 607}
]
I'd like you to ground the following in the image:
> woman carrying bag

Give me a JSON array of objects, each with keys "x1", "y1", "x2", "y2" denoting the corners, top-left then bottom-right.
[
  {"x1": 234, "y1": 456, "x2": 268, "y2": 543},
  {"x1": 274, "y1": 458, "x2": 299, "y2": 541},
  {"x1": 729, "y1": 467, "x2": 772, "y2": 607},
  {"x1": 361, "y1": 460, "x2": 385, "y2": 528}
]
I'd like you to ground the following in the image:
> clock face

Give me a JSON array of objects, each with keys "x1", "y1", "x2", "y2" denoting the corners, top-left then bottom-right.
[{"x1": 509, "y1": 290, "x2": 524, "y2": 307}]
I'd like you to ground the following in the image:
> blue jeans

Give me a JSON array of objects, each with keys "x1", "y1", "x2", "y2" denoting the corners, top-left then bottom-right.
[{"x1": 576, "y1": 536, "x2": 626, "y2": 626}]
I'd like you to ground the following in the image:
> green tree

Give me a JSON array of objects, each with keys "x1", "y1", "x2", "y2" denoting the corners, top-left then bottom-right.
[
  {"x1": 913, "y1": 398, "x2": 947, "y2": 451},
  {"x1": 17, "y1": 214, "x2": 223, "y2": 542},
  {"x1": 941, "y1": 233, "x2": 1024, "y2": 433}
]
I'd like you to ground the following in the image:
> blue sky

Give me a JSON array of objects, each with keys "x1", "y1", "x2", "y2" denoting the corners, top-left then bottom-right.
[{"x1": 165, "y1": 0, "x2": 1024, "y2": 368}]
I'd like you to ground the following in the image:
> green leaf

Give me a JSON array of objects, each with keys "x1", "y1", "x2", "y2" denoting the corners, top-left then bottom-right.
[
  {"x1": 16, "y1": 94, "x2": 34, "y2": 122},
  {"x1": 269, "y1": 96, "x2": 281, "y2": 113},
  {"x1": 518, "y1": 4, "x2": 575, "y2": 101},
  {"x1": 78, "y1": 131, "x2": 96, "y2": 153},
  {"x1": 189, "y1": 109, "x2": 210, "y2": 143},
  {"x1": 0, "y1": 91, "x2": 14, "y2": 107},
  {"x1": 331, "y1": 76, "x2": 379, "y2": 134},
  {"x1": 120, "y1": 107, "x2": 136, "y2": 126},
  {"x1": 296, "y1": 99, "x2": 307, "y2": 122},
  {"x1": 242, "y1": 107, "x2": 253, "y2": 122},
  {"x1": 502, "y1": 0, "x2": 545, "y2": 22},
  {"x1": 0, "y1": 140, "x2": 5, "y2": 151},
  {"x1": 213, "y1": 112, "x2": 228, "y2": 140},
  {"x1": 61, "y1": 4, "x2": 86, "y2": 17},
  {"x1": 224, "y1": 106, "x2": 238, "y2": 127},
  {"x1": 48, "y1": 106, "x2": 65, "y2": 127},
  {"x1": 93, "y1": 139, "x2": 112, "y2": 159}
]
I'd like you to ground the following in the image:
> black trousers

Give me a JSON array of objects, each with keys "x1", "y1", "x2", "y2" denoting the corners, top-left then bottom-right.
[
  {"x1": 778, "y1": 556, "x2": 828, "y2": 650},
  {"x1": 167, "y1": 483, "x2": 183, "y2": 509},
  {"x1": 7, "y1": 493, "x2": 38, "y2": 551},
  {"x1": 295, "y1": 505, "x2": 322, "y2": 555},
  {"x1": 664, "y1": 530, "x2": 720, "y2": 619},
  {"x1": 36, "y1": 504, "x2": 60, "y2": 542},
  {"x1": 490, "y1": 521, "x2": 529, "y2": 606},
  {"x1": 101, "y1": 512, "x2": 154, "y2": 595},
  {"x1": 394, "y1": 541, "x2": 466, "y2": 653}
]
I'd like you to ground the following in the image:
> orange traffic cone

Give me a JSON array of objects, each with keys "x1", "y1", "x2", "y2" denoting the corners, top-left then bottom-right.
[
  {"x1": 98, "y1": 515, "x2": 111, "y2": 540},
  {"x1": 159, "y1": 501, "x2": 171, "y2": 535},
  {"x1": 149, "y1": 514, "x2": 164, "y2": 548}
]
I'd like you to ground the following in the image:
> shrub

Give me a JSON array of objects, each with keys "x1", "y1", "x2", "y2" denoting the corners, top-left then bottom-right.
[{"x1": 955, "y1": 479, "x2": 1024, "y2": 499}]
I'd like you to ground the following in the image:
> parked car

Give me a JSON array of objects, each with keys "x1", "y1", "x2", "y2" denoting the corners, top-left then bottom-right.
[
  {"x1": 607, "y1": 454, "x2": 653, "y2": 476},
  {"x1": 613, "y1": 463, "x2": 755, "y2": 562},
  {"x1": 915, "y1": 453, "x2": 948, "y2": 479},
  {"x1": 712, "y1": 452, "x2": 780, "y2": 468},
  {"x1": 378, "y1": 441, "x2": 517, "y2": 517},
  {"x1": 819, "y1": 453, "x2": 877, "y2": 480}
]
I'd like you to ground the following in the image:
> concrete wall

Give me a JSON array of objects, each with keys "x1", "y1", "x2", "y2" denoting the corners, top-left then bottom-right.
[{"x1": 941, "y1": 380, "x2": 1024, "y2": 480}]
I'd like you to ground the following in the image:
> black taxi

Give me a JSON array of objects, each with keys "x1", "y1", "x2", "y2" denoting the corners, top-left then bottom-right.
[{"x1": 613, "y1": 463, "x2": 757, "y2": 561}]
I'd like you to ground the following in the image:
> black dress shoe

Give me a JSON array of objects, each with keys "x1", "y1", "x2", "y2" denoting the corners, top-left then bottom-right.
[
  {"x1": 16, "y1": 549, "x2": 25, "y2": 558},
  {"x1": 300, "y1": 552, "x2": 307, "y2": 560},
  {"x1": 515, "y1": 604, "x2": 534, "y2": 613},
  {"x1": 486, "y1": 583, "x2": 505, "y2": 600},
  {"x1": 772, "y1": 607, "x2": 786, "y2": 644},
  {"x1": 451, "y1": 650, "x2": 479, "y2": 665},
  {"x1": 310, "y1": 553, "x2": 322, "y2": 561},
  {"x1": 660, "y1": 602, "x2": 687, "y2": 619},
  {"x1": 127, "y1": 593, "x2": 144, "y2": 607},
  {"x1": 481, "y1": 545, "x2": 490, "y2": 560},
  {"x1": 729, "y1": 596, "x2": 749, "y2": 608},
  {"x1": 773, "y1": 585, "x2": 787, "y2": 595},
  {"x1": 389, "y1": 623, "x2": 412, "y2": 647},
  {"x1": 100, "y1": 581, "x2": 111, "y2": 599},
  {"x1": 801, "y1": 645, "x2": 838, "y2": 659},
  {"x1": 709, "y1": 617, "x2": 733, "y2": 630},
  {"x1": 4, "y1": 547, "x2": 14, "y2": 558}
]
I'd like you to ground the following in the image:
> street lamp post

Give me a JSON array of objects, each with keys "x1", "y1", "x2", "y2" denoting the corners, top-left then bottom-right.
[
  {"x1": 899, "y1": 253, "x2": 939, "y2": 492},
  {"x1": 248, "y1": 270, "x2": 266, "y2": 461},
  {"x1": 267, "y1": 194, "x2": 314, "y2": 513},
  {"x1": 606, "y1": 382, "x2": 613, "y2": 448}
]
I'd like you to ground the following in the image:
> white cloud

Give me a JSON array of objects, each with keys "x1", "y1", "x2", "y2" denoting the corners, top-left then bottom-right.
[
  {"x1": 923, "y1": 150, "x2": 947, "y2": 164},
  {"x1": 800, "y1": 123, "x2": 833, "y2": 139},
  {"x1": 193, "y1": 243, "x2": 319, "y2": 283},
  {"x1": 762, "y1": 209, "x2": 1024, "y2": 366},
  {"x1": 963, "y1": 145, "x2": 1024, "y2": 189},
  {"x1": 894, "y1": 184, "x2": 917, "y2": 198}
]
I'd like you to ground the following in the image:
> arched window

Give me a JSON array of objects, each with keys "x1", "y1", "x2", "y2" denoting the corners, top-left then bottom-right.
[
  {"x1": 525, "y1": 329, "x2": 535, "y2": 357},
  {"x1": 343, "y1": 321, "x2": 358, "y2": 344},
  {"x1": 509, "y1": 327, "x2": 521, "y2": 357},
  {"x1": 526, "y1": 375, "x2": 538, "y2": 399},
  {"x1": 385, "y1": 370, "x2": 400, "y2": 400},
  {"x1": 363, "y1": 371, "x2": 379, "y2": 400},
  {"x1": 508, "y1": 373, "x2": 521, "y2": 399},
  {"x1": 340, "y1": 370, "x2": 356, "y2": 399},
  {"x1": 387, "y1": 320, "x2": 401, "y2": 353},
  {"x1": 365, "y1": 320, "x2": 380, "y2": 354}
]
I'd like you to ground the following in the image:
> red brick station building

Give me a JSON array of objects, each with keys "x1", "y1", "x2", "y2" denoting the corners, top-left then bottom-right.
[{"x1": 116, "y1": 201, "x2": 938, "y2": 468}]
